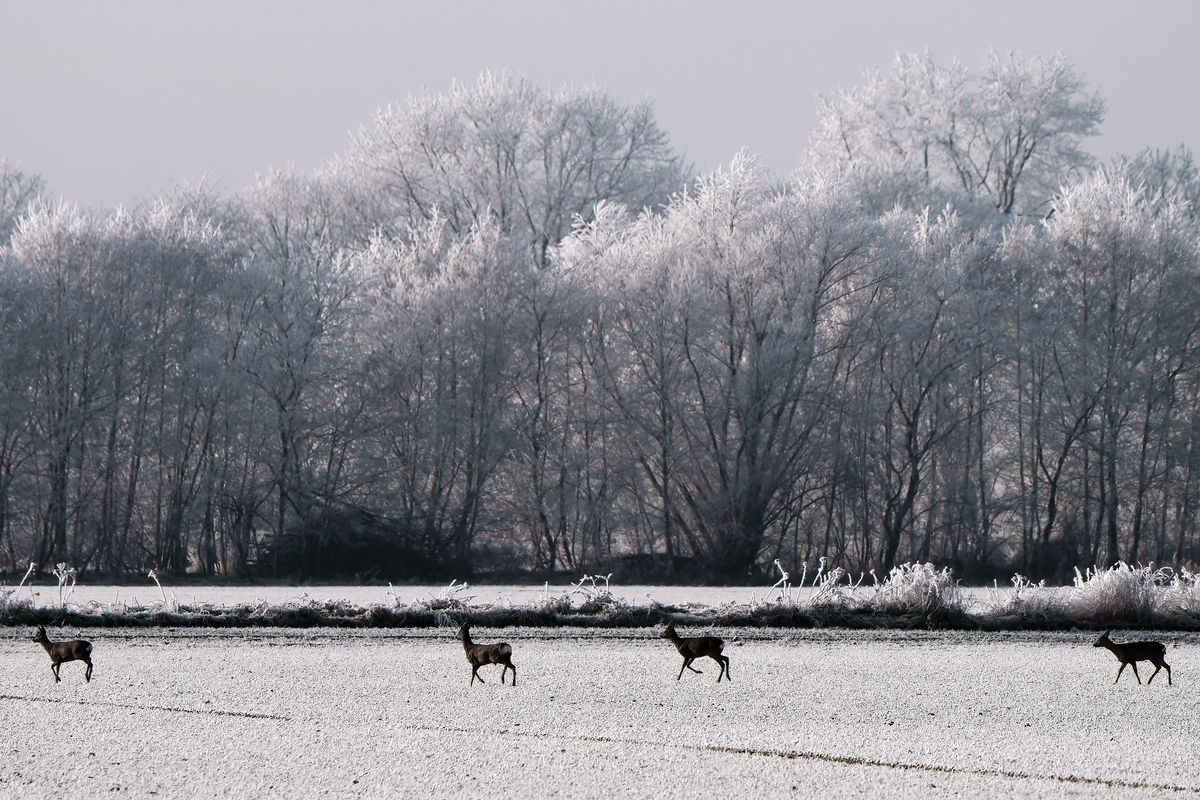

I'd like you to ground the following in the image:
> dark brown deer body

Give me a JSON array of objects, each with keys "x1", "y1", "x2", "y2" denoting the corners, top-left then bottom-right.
[
  {"x1": 33, "y1": 626, "x2": 93, "y2": 683},
  {"x1": 456, "y1": 623, "x2": 516, "y2": 686},
  {"x1": 1094, "y1": 630, "x2": 1171, "y2": 685},
  {"x1": 661, "y1": 623, "x2": 730, "y2": 683}
]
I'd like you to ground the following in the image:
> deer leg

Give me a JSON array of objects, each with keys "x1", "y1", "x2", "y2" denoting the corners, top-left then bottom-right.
[
  {"x1": 471, "y1": 665, "x2": 485, "y2": 685},
  {"x1": 1131, "y1": 662, "x2": 1142, "y2": 684},
  {"x1": 711, "y1": 654, "x2": 725, "y2": 682},
  {"x1": 508, "y1": 662, "x2": 517, "y2": 687},
  {"x1": 84, "y1": 659, "x2": 92, "y2": 683},
  {"x1": 51, "y1": 663, "x2": 60, "y2": 683},
  {"x1": 1114, "y1": 663, "x2": 1127, "y2": 684},
  {"x1": 1164, "y1": 661, "x2": 1171, "y2": 686},
  {"x1": 677, "y1": 659, "x2": 689, "y2": 680}
]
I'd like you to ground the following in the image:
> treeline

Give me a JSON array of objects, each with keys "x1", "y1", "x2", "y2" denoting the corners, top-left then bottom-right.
[{"x1": 1, "y1": 56, "x2": 1199, "y2": 582}]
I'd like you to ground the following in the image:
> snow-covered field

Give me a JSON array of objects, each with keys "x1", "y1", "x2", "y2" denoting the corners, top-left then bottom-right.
[{"x1": 2, "y1": 627, "x2": 1195, "y2": 798}]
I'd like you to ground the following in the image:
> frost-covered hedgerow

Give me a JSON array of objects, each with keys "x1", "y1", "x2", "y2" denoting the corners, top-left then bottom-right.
[
  {"x1": 989, "y1": 562, "x2": 1200, "y2": 628},
  {"x1": 1067, "y1": 562, "x2": 1200, "y2": 623},
  {"x1": 4, "y1": 561, "x2": 1200, "y2": 630}
]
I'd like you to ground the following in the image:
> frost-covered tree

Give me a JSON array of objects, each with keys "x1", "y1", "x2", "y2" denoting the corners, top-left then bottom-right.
[
  {"x1": 242, "y1": 170, "x2": 367, "y2": 560},
  {"x1": 1004, "y1": 170, "x2": 1200, "y2": 573},
  {"x1": 568, "y1": 200, "x2": 692, "y2": 570},
  {"x1": 498, "y1": 244, "x2": 605, "y2": 571},
  {"x1": 0, "y1": 161, "x2": 44, "y2": 245},
  {"x1": 3, "y1": 200, "x2": 242, "y2": 574},
  {"x1": 810, "y1": 51, "x2": 1105, "y2": 218},
  {"x1": 860, "y1": 212, "x2": 987, "y2": 571},
  {"x1": 357, "y1": 216, "x2": 529, "y2": 571},
  {"x1": 331, "y1": 72, "x2": 686, "y2": 265},
  {"x1": 570, "y1": 156, "x2": 879, "y2": 575},
  {"x1": 0, "y1": 246, "x2": 39, "y2": 567},
  {"x1": 8, "y1": 204, "x2": 113, "y2": 570},
  {"x1": 1119, "y1": 145, "x2": 1200, "y2": 218}
]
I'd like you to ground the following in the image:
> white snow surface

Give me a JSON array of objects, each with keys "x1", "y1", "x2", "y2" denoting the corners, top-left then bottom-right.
[{"x1": 1, "y1": 627, "x2": 1196, "y2": 798}]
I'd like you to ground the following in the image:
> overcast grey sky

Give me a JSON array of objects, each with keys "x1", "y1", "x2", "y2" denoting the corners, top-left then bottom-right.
[{"x1": 3, "y1": 1, "x2": 1198, "y2": 207}]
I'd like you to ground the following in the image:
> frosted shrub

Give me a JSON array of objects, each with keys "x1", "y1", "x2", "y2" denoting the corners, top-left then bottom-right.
[
  {"x1": 747, "y1": 557, "x2": 863, "y2": 613},
  {"x1": 993, "y1": 574, "x2": 1066, "y2": 620},
  {"x1": 410, "y1": 579, "x2": 485, "y2": 626},
  {"x1": 0, "y1": 586, "x2": 27, "y2": 617},
  {"x1": 419, "y1": 579, "x2": 477, "y2": 611},
  {"x1": 756, "y1": 559, "x2": 792, "y2": 603},
  {"x1": 17, "y1": 562, "x2": 35, "y2": 599},
  {"x1": 526, "y1": 582, "x2": 571, "y2": 615},
  {"x1": 524, "y1": 575, "x2": 623, "y2": 616},
  {"x1": 147, "y1": 569, "x2": 179, "y2": 613},
  {"x1": 809, "y1": 566, "x2": 859, "y2": 610},
  {"x1": 569, "y1": 574, "x2": 626, "y2": 615},
  {"x1": 751, "y1": 559, "x2": 803, "y2": 608},
  {"x1": 1067, "y1": 562, "x2": 1165, "y2": 622},
  {"x1": 871, "y1": 562, "x2": 965, "y2": 618},
  {"x1": 1151, "y1": 568, "x2": 1200, "y2": 620},
  {"x1": 53, "y1": 563, "x2": 77, "y2": 608},
  {"x1": 573, "y1": 573, "x2": 615, "y2": 602}
]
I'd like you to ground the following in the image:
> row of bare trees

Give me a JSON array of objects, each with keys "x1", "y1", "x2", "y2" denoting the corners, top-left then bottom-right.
[{"x1": 1, "y1": 58, "x2": 1198, "y2": 581}]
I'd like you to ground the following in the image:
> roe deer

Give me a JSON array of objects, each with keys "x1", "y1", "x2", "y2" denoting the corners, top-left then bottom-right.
[
  {"x1": 1094, "y1": 630, "x2": 1171, "y2": 685},
  {"x1": 33, "y1": 626, "x2": 93, "y2": 683},
  {"x1": 456, "y1": 623, "x2": 516, "y2": 686},
  {"x1": 661, "y1": 623, "x2": 730, "y2": 683}
]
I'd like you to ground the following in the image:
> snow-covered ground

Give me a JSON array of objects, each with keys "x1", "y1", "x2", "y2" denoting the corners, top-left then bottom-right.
[{"x1": 1, "y1": 627, "x2": 1194, "y2": 798}]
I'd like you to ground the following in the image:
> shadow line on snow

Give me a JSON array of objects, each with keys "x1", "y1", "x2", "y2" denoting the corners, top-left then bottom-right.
[
  {"x1": 0, "y1": 693, "x2": 289, "y2": 721},
  {"x1": 400, "y1": 722, "x2": 1198, "y2": 795}
]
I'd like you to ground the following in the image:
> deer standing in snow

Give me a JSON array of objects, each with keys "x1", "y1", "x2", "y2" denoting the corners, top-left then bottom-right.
[
  {"x1": 1094, "y1": 630, "x2": 1171, "y2": 685},
  {"x1": 661, "y1": 623, "x2": 730, "y2": 682},
  {"x1": 456, "y1": 623, "x2": 516, "y2": 686},
  {"x1": 33, "y1": 626, "x2": 93, "y2": 683}
]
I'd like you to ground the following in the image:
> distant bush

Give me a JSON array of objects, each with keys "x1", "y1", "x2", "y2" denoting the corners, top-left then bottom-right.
[
  {"x1": 990, "y1": 574, "x2": 1067, "y2": 623},
  {"x1": 1157, "y1": 569, "x2": 1200, "y2": 618},
  {"x1": 1063, "y1": 562, "x2": 1200, "y2": 626},
  {"x1": 0, "y1": 586, "x2": 34, "y2": 623},
  {"x1": 1067, "y1": 562, "x2": 1162, "y2": 622},
  {"x1": 869, "y1": 563, "x2": 967, "y2": 622}
]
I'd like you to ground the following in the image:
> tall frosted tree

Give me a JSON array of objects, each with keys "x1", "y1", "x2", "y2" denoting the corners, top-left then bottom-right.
[
  {"x1": 571, "y1": 156, "x2": 880, "y2": 575},
  {"x1": 810, "y1": 51, "x2": 1105, "y2": 218},
  {"x1": 357, "y1": 216, "x2": 529, "y2": 571},
  {"x1": 330, "y1": 72, "x2": 687, "y2": 265},
  {"x1": 0, "y1": 161, "x2": 44, "y2": 245},
  {"x1": 1031, "y1": 172, "x2": 1199, "y2": 567},
  {"x1": 243, "y1": 170, "x2": 366, "y2": 562}
]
